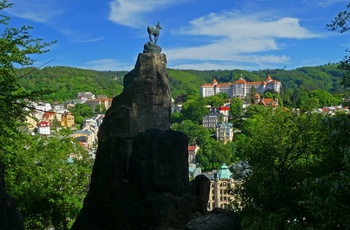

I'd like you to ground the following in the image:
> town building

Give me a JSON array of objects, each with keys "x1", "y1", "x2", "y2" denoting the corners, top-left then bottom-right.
[
  {"x1": 37, "y1": 120, "x2": 50, "y2": 135},
  {"x1": 201, "y1": 76, "x2": 282, "y2": 98},
  {"x1": 216, "y1": 122, "x2": 234, "y2": 143},
  {"x1": 189, "y1": 163, "x2": 202, "y2": 179},
  {"x1": 188, "y1": 145, "x2": 200, "y2": 164},
  {"x1": 202, "y1": 111, "x2": 222, "y2": 129},
  {"x1": 254, "y1": 94, "x2": 279, "y2": 107},
  {"x1": 77, "y1": 92, "x2": 96, "y2": 101},
  {"x1": 61, "y1": 111, "x2": 75, "y2": 127},
  {"x1": 71, "y1": 130, "x2": 95, "y2": 149},
  {"x1": 31, "y1": 101, "x2": 52, "y2": 112},
  {"x1": 85, "y1": 98, "x2": 113, "y2": 112},
  {"x1": 42, "y1": 111, "x2": 56, "y2": 124},
  {"x1": 206, "y1": 163, "x2": 237, "y2": 211}
]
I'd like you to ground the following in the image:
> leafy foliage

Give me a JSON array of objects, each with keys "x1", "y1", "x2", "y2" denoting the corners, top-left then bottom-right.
[
  {"x1": 2, "y1": 131, "x2": 93, "y2": 229},
  {"x1": 0, "y1": 2, "x2": 92, "y2": 229},
  {"x1": 0, "y1": 0, "x2": 55, "y2": 146},
  {"x1": 233, "y1": 108, "x2": 324, "y2": 229},
  {"x1": 17, "y1": 66, "x2": 124, "y2": 102},
  {"x1": 327, "y1": 3, "x2": 350, "y2": 87}
]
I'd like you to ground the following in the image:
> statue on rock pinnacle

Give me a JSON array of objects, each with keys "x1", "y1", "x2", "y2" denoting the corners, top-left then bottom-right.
[{"x1": 144, "y1": 21, "x2": 162, "y2": 53}]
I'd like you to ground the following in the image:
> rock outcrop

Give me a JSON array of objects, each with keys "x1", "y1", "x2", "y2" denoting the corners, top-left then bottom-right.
[
  {"x1": 0, "y1": 161, "x2": 24, "y2": 230},
  {"x1": 71, "y1": 51, "x2": 241, "y2": 229}
]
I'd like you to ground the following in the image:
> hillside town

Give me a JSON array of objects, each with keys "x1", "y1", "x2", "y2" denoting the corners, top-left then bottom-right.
[{"x1": 25, "y1": 76, "x2": 350, "y2": 211}]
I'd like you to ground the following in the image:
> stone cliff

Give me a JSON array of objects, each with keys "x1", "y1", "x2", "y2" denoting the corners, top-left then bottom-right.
[{"x1": 71, "y1": 52, "x2": 241, "y2": 230}]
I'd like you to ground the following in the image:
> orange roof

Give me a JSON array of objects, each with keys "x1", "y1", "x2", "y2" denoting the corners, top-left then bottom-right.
[
  {"x1": 266, "y1": 75, "x2": 272, "y2": 81},
  {"x1": 234, "y1": 79, "x2": 247, "y2": 84},
  {"x1": 212, "y1": 78, "x2": 218, "y2": 84},
  {"x1": 188, "y1": 145, "x2": 198, "y2": 151},
  {"x1": 216, "y1": 83, "x2": 232, "y2": 87},
  {"x1": 261, "y1": 98, "x2": 277, "y2": 107}
]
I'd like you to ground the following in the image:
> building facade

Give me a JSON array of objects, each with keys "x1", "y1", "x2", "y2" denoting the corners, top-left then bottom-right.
[
  {"x1": 37, "y1": 120, "x2": 50, "y2": 135},
  {"x1": 201, "y1": 76, "x2": 282, "y2": 98},
  {"x1": 216, "y1": 122, "x2": 234, "y2": 144},
  {"x1": 202, "y1": 111, "x2": 222, "y2": 129},
  {"x1": 61, "y1": 111, "x2": 75, "y2": 127},
  {"x1": 188, "y1": 145, "x2": 200, "y2": 164},
  {"x1": 206, "y1": 163, "x2": 237, "y2": 211}
]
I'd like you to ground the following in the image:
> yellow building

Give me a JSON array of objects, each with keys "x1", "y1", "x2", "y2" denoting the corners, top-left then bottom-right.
[
  {"x1": 206, "y1": 163, "x2": 237, "y2": 211},
  {"x1": 61, "y1": 111, "x2": 75, "y2": 127}
]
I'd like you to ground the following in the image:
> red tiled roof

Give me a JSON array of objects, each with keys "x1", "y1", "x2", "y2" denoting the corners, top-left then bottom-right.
[
  {"x1": 219, "y1": 106, "x2": 229, "y2": 111},
  {"x1": 38, "y1": 120, "x2": 50, "y2": 127},
  {"x1": 188, "y1": 146, "x2": 198, "y2": 151}
]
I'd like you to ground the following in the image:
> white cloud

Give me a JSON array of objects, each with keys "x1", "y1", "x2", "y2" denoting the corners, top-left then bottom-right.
[
  {"x1": 306, "y1": 0, "x2": 348, "y2": 7},
  {"x1": 108, "y1": 0, "x2": 189, "y2": 27},
  {"x1": 164, "y1": 11, "x2": 320, "y2": 69},
  {"x1": 5, "y1": 0, "x2": 65, "y2": 23},
  {"x1": 78, "y1": 37, "x2": 105, "y2": 43},
  {"x1": 81, "y1": 59, "x2": 133, "y2": 71}
]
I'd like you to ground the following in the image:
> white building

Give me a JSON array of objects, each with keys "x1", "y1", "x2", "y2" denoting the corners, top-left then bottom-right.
[
  {"x1": 216, "y1": 123, "x2": 234, "y2": 144},
  {"x1": 32, "y1": 102, "x2": 52, "y2": 112},
  {"x1": 201, "y1": 76, "x2": 282, "y2": 98},
  {"x1": 37, "y1": 120, "x2": 50, "y2": 135}
]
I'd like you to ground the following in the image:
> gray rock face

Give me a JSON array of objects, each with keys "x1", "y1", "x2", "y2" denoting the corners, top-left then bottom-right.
[
  {"x1": 99, "y1": 53, "x2": 171, "y2": 139},
  {"x1": 185, "y1": 208, "x2": 242, "y2": 230},
  {"x1": 0, "y1": 161, "x2": 24, "y2": 230},
  {"x1": 71, "y1": 53, "x2": 211, "y2": 230},
  {"x1": 71, "y1": 52, "x2": 241, "y2": 230}
]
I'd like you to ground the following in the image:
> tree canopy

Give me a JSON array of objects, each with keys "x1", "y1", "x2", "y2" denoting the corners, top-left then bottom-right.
[
  {"x1": 327, "y1": 3, "x2": 350, "y2": 87},
  {"x1": 0, "y1": 2, "x2": 93, "y2": 228}
]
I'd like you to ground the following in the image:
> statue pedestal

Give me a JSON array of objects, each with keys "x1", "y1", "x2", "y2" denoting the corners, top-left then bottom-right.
[{"x1": 143, "y1": 41, "x2": 162, "y2": 53}]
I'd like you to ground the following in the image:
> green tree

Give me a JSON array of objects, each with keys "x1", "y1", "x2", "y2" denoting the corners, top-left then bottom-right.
[
  {"x1": 310, "y1": 89, "x2": 342, "y2": 107},
  {"x1": 327, "y1": 3, "x2": 350, "y2": 86},
  {"x1": 205, "y1": 95, "x2": 225, "y2": 107},
  {"x1": 181, "y1": 97, "x2": 209, "y2": 124},
  {"x1": 0, "y1": 2, "x2": 92, "y2": 229},
  {"x1": 171, "y1": 120, "x2": 210, "y2": 145},
  {"x1": 229, "y1": 97, "x2": 243, "y2": 124},
  {"x1": 95, "y1": 104, "x2": 107, "y2": 114},
  {"x1": 233, "y1": 108, "x2": 323, "y2": 229},
  {"x1": 198, "y1": 137, "x2": 236, "y2": 171},
  {"x1": 70, "y1": 103, "x2": 93, "y2": 118},
  {"x1": 2, "y1": 132, "x2": 93, "y2": 229},
  {"x1": 301, "y1": 113, "x2": 350, "y2": 229},
  {"x1": 0, "y1": 0, "x2": 55, "y2": 144}
]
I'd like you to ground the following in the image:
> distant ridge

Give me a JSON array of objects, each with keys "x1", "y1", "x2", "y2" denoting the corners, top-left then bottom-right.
[{"x1": 16, "y1": 64, "x2": 346, "y2": 101}]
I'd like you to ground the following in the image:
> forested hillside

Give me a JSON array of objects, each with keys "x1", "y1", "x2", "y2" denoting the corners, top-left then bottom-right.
[
  {"x1": 17, "y1": 63, "x2": 347, "y2": 102},
  {"x1": 16, "y1": 66, "x2": 126, "y2": 102}
]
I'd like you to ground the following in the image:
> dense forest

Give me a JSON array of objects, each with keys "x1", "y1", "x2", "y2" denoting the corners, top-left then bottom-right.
[
  {"x1": 17, "y1": 63, "x2": 347, "y2": 102},
  {"x1": 16, "y1": 67, "x2": 126, "y2": 103}
]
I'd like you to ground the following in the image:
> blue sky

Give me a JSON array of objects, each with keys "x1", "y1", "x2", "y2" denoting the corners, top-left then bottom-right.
[{"x1": 4, "y1": 0, "x2": 350, "y2": 71}]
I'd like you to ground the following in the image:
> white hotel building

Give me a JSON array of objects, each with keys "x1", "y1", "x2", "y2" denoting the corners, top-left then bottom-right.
[{"x1": 201, "y1": 76, "x2": 282, "y2": 98}]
